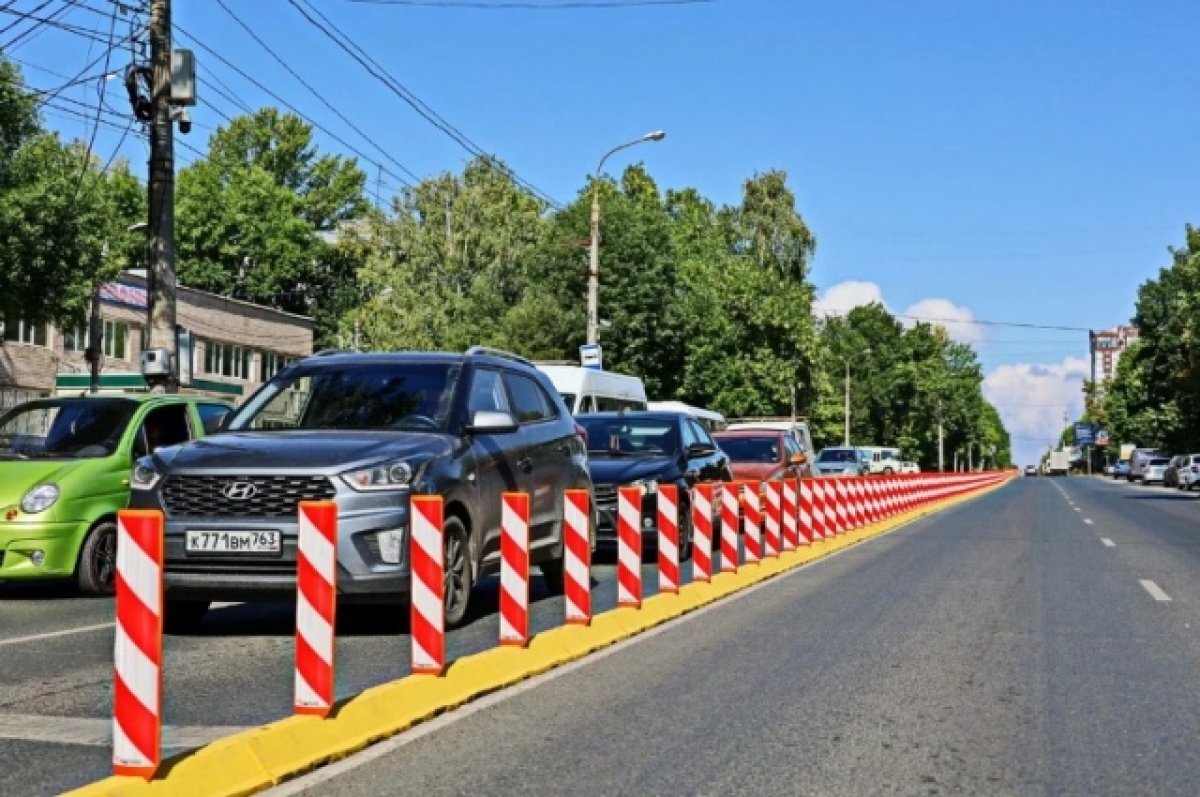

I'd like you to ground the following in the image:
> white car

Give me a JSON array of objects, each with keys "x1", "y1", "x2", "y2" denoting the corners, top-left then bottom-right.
[
  {"x1": 1143, "y1": 457, "x2": 1170, "y2": 484},
  {"x1": 900, "y1": 461, "x2": 920, "y2": 473},
  {"x1": 1177, "y1": 454, "x2": 1200, "y2": 490}
]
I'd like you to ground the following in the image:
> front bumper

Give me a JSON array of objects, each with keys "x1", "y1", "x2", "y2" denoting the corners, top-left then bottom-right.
[
  {"x1": 0, "y1": 520, "x2": 88, "y2": 581},
  {"x1": 595, "y1": 490, "x2": 659, "y2": 545}
]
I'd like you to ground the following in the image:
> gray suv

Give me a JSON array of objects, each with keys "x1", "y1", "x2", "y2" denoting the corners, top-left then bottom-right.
[{"x1": 129, "y1": 347, "x2": 592, "y2": 629}]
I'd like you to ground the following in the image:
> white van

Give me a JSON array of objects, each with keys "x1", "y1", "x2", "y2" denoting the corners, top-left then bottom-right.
[
  {"x1": 726, "y1": 418, "x2": 815, "y2": 456},
  {"x1": 859, "y1": 446, "x2": 904, "y2": 474},
  {"x1": 535, "y1": 365, "x2": 648, "y2": 415},
  {"x1": 1128, "y1": 447, "x2": 1164, "y2": 482},
  {"x1": 647, "y1": 401, "x2": 726, "y2": 432}
]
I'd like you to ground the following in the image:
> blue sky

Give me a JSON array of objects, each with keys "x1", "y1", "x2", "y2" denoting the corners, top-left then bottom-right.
[{"x1": 10, "y1": 0, "x2": 1200, "y2": 464}]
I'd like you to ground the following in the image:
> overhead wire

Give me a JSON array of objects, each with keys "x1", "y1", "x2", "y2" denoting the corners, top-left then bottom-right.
[
  {"x1": 337, "y1": 0, "x2": 716, "y2": 7},
  {"x1": 287, "y1": 0, "x2": 561, "y2": 207},
  {"x1": 67, "y1": 0, "x2": 118, "y2": 206}
]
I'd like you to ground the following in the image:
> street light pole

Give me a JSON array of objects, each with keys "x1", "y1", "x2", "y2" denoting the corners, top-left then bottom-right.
[{"x1": 586, "y1": 130, "x2": 665, "y2": 346}]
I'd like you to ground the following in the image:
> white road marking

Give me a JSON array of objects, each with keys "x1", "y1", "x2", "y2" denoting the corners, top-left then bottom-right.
[
  {"x1": 0, "y1": 622, "x2": 114, "y2": 648},
  {"x1": 262, "y1": 526, "x2": 891, "y2": 796},
  {"x1": 0, "y1": 713, "x2": 248, "y2": 748},
  {"x1": 1083, "y1": 518, "x2": 1094, "y2": 525},
  {"x1": 1101, "y1": 538, "x2": 1115, "y2": 547},
  {"x1": 1139, "y1": 579, "x2": 1172, "y2": 602}
]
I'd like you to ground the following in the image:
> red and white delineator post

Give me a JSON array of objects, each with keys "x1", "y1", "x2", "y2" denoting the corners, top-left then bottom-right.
[
  {"x1": 410, "y1": 495, "x2": 445, "y2": 675},
  {"x1": 719, "y1": 482, "x2": 739, "y2": 573},
  {"x1": 295, "y1": 500, "x2": 338, "y2": 717},
  {"x1": 617, "y1": 486, "x2": 643, "y2": 608},
  {"x1": 781, "y1": 478, "x2": 799, "y2": 550},
  {"x1": 742, "y1": 484, "x2": 763, "y2": 564},
  {"x1": 798, "y1": 478, "x2": 814, "y2": 544},
  {"x1": 833, "y1": 478, "x2": 849, "y2": 534},
  {"x1": 763, "y1": 480, "x2": 782, "y2": 558},
  {"x1": 499, "y1": 492, "x2": 530, "y2": 647},
  {"x1": 563, "y1": 489, "x2": 591, "y2": 625},
  {"x1": 691, "y1": 483, "x2": 714, "y2": 583},
  {"x1": 811, "y1": 478, "x2": 827, "y2": 541},
  {"x1": 657, "y1": 484, "x2": 680, "y2": 594},
  {"x1": 113, "y1": 509, "x2": 164, "y2": 779}
]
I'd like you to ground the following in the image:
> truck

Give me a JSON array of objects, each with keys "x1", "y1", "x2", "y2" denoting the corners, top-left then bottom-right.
[{"x1": 1048, "y1": 449, "x2": 1071, "y2": 476}]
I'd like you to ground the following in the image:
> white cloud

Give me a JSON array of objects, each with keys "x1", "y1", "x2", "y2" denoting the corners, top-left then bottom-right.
[
  {"x1": 813, "y1": 280, "x2": 888, "y2": 317},
  {"x1": 984, "y1": 356, "x2": 1090, "y2": 463},
  {"x1": 901, "y1": 297, "x2": 985, "y2": 345}
]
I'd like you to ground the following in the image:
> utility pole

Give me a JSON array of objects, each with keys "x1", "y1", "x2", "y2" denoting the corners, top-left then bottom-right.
[
  {"x1": 146, "y1": 0, "x2": 177, "y2": 392},
  {"x1": 86, "y1": 278, "x2": 103, "y2": 394},
  {"x1": 936, "y1": 397, "x2": 945, "y2": 472},
  {"x1": 843, "y1": 360, "x2": 851, "y2": 446}
]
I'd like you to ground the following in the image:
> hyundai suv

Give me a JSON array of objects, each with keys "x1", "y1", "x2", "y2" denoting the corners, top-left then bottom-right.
[{"x1": 129, "y1": 347, "x2": 592, "y2": 629}]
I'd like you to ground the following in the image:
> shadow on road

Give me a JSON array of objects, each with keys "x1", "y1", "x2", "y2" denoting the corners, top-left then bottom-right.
[{"x1": 0, "y1": 581, "x2": 91, "y2": 601}]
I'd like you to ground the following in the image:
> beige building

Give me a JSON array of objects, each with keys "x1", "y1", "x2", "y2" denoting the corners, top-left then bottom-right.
[
  {"x1": 0, "y1": 271, "x2": 313, "y2": 410},
  {"x1": 1089, "y1": 324, "x2": 1139, "y2": 384}
]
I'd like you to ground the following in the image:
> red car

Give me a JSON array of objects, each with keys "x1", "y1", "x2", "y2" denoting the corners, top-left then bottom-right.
[{"x1": 713, "y1": 429, "x2": 812, "y2": 483}]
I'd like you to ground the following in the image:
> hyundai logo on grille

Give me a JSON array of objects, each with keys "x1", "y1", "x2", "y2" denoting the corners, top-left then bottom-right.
[{"x1": 222, "y1": 481, "x2": 259, "y2": 501}]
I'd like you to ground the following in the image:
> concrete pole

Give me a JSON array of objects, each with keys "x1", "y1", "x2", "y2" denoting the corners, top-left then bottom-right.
[
  {"x1": 843, "y1": 359, "x2": 850, "y2": 446},
  {"x1": 147, "y1": 0, "x2": 177, "y2": 392}
]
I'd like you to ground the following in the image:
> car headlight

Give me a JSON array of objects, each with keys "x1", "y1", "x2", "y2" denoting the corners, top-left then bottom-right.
[
  {"x1": 131, "y1": 457, "x2": 161, "y2": 491},
  {"x1": 342, "y1": 459, "x2": 426, "y2": 491},
  {"x1": 630, "y1": 478, "x2": 658, "y2": 495},
  {"x1": 20, "y1": 484, "x2": 59, "y2": 514}
]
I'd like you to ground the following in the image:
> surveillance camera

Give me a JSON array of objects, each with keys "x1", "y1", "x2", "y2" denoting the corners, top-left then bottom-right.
[{"x1": 171, "y1": 107, "x2": 192, "y2": 135}]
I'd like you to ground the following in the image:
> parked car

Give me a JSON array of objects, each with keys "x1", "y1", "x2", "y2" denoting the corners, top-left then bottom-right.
[
  {"x1": 712, "y1": 428, "x2": 810, "y2": 483},
  {"x1": 812, "y1": 446, "x2": 869, "y2": 476},
  {"x1": 0, "y1": 394, "x2": 229, "y2": 594},
  {"x1": 1128, "y1": 448, "x2": 1165, "y2": 482},
  {"x1": 1142, "y1": 457, "x2": 1170, "y2": 485},
  {"x1": 726, "y1": 418, "x2": 816, "y2": 462},
  {"x1": 900, "y1": 461, "x2": 921, "y2": 474},
  {"x1": 1176, "y1": 454, "x2": 1200, "y2": 490},
  {"x1": 1103, "y1": 464, "x2": 1115, "y2": 476},
  {"x1": 859, "y1": 446, "x2": 904, "y2": 475},
  {"x1": 1024, "y1": 465, "x2": 1037, "y2": 476},
  {"x1": 577, "y1": 411, "x2": 731, "y2": 556},
  {"x1": 1163, "y1": 455, "x2": 1188, "y2": 488},
  {"x1": 536, "y1": 364, "x2": 647, "y2": 414},
  {"x1": 129, "y1": 347, "x2": 592, "y2": 630},
  {"x1": 1112, "y1": 459, "x2": 1130, "y2": 480}
]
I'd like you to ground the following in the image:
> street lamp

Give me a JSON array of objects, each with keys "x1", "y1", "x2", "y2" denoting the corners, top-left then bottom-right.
[
  {"x1": 844, "y1": 347, "x2": 871, "y2": 446},
  {"x1": 587, "y1": 130, "x2": 666, "y2": 346}
]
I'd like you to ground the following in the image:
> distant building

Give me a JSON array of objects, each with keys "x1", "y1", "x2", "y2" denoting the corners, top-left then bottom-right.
[
  {"x1": 1089, "y1": 325, "x2": 1139, "y2": 384},
  {"x1": 0, "y1": 271, "x2": 313, "y2": 411}
]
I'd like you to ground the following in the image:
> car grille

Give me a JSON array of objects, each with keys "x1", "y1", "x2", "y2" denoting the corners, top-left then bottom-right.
[{"x1": 162, "y1": 474, "x2": 337, "y2": 518}]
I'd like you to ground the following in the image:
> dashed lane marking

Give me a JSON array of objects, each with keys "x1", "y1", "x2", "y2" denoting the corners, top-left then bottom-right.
[
  {"x1": 1139, "y1": 579, "x2": 1172, "y2": 602},
  {"x1": 0, "y1": 622, "x2": 113, "y2": 648},
  {"x1": 1101, "y1": 538, "x2": 1114, "y2": 547},
  {"x1": 1084, "y1": 518, "x2": 1094, "y2": 525}
]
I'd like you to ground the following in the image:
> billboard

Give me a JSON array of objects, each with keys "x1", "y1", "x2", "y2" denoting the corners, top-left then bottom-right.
[{"x1": 1074, "y1": 422, "x2": 1097, "y2": 447}]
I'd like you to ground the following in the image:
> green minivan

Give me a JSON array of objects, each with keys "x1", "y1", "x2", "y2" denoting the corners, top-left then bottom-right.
[{"x1": 0, "y1": 393, "x2": 230, "y2": 594}]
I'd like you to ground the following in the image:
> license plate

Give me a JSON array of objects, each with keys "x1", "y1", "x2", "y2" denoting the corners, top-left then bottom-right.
[{"x1": 185, "y1": 530, "x2": 281, "y2": 554}]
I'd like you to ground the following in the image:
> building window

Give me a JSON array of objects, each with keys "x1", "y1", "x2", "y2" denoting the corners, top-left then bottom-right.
[
  {"x1": 63, "y1": 325, "x2": 88, "y2": 353},
  {"x1": 204, "y1": 340, "x2": 251, "y2": 379},
  {"x1": 2, "y1": 316, "x2": 48, "y2": 347},
  {"x1": 103, "y1": 320, "x2": 129, "y2": 360},
  {"x1": 260, "y1": 351, "x2": 292, "y2": 382}
]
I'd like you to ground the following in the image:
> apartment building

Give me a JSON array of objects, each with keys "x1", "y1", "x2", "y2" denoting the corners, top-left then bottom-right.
[
  {"x1": 0, "y1": 271, "x2": 313, "y2": 410},
  {"x1": 1089, "y1": 324, "x2": 1139, "y2": 384}
]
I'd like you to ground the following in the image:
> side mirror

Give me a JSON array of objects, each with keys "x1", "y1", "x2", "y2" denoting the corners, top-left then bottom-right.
[
  {"x1": 466, "y1": 410, "x2": 519, "y2": 434},
  {"x1": 789, "y1": 452, "x2": 807, "y2": 465},
  {"x1": 687, "y1": 442, "x2": 717, "y2": 458},
  {"x1": 202, "y1": 411, "x2": 229, "y2": 435}
]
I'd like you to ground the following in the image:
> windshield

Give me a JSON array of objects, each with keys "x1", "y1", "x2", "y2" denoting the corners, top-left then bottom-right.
[
  {"x1": 817, "y1": 448, "x2": 858, "y2": 463},
  {"x1": 0, "y1": 399, "x2": 136, "y2": 459},
  {"x1": 227, "y1": 362, "x2": 459, "y2": 432},
  {"x1": 717, "y1": 436, "x2": 781, "y2": 463},
  {"x1": 578, "y1": 416, "x2": 680, "y2": 457},
  {"x1": 1150, "y1": 458, "x2": 1170, "y2": 466}
]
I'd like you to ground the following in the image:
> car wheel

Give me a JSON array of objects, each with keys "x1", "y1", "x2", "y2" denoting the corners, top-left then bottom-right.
[
  {"x1": 442, "y1": 516, "x2": 473, "y2": 628},
  {"x1": 164, "y1": 599, "x2": 210, "y2": 634},
  {"x1": 76, "y1": 520, "x2": 118, "y2": 596}
]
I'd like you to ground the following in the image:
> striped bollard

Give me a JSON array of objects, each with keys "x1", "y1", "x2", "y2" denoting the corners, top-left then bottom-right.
[
  {"x1": 691, "y1": 484, "x2": 714, "y2": 583},
  {"x1": 657, "y1": 484, "x2": 680, "y2": 595},
  {"x1": 855, "y1": 479, "x2": 868, "y2": 527},
  {"x1": 719, "y1": 482, "x2": 740, "y2": 573},
  {"x1": 742, "y1": 484, "x2": 763, "y2": 564},
  {"x1": 781, "y1": 478, "x2": 799, "y2": 550},
  {"x1": 834, "y1": 478, "x2": 849, "y2": 534},
  {"x1": 113, "y1": 510, "x2": 164, "y2": 779},
  {"x1": 500, "y1": 492, "x2": 530, "y2": 647},
  {"x1": 811, "y1": 479, "x2": 827, "y2": 541},
  {"x1": 617, "y1": 486, "x2": 643, "y2": 608},
  {"x1": 868, "y1": 479, "x2": 881, "y2": 523},
  {"x1": 410, "y1": 495, "x2": 445, "y2": 675},
  {"x1": 563, "y1": 489, "x2": 591, "y2": 626},
  {"x1": 295, "y1": 501, "x2": 338, "y2": 717},
  {"x1": 797, "y1": 479, "x2": 814, "y2": 544},
  {"x1": 763, "y1": 480, "x2": 782, "y2": 558},
  {"x1": 846, "y1": 479, "x2": 861, "y2": 529}
]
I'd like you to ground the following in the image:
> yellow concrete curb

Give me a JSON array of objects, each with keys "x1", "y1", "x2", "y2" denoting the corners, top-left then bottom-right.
[{"x1": 65, "y1": 477, "x2": 1014, "y2": 797}]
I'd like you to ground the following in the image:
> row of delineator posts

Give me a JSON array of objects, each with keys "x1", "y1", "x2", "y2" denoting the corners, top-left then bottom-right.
[{"x1": 111, "y1": 471, "x2": 1007, "y2": 778}]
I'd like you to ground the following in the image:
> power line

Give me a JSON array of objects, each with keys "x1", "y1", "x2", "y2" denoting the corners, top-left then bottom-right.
[
  {"x1": 67, "y1": 0, "x2": 118, "y2": 207},
  {"x1": 893, "y1": 314, "x2": 1093, "y2": 333},
  {"x1": 213, "y1": 0, "x2": 420, "y2": 185},
  {"x1": 337, "y1": 0, "x2": 715, "y2": 7},
  {"x1": 173, "y1": 23, "x2": 417, "y2": 190},
  {"x1": 1, "y1": 1, "x2": 113, "y2": 48},
  {"x1": 287, "y1": 0, "x2": 560, "y2": 207}
]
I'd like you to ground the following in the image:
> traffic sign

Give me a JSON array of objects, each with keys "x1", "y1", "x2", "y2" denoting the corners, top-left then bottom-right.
[{"x1": 580, "y1": 344, "x2": 602, "y2": 370}]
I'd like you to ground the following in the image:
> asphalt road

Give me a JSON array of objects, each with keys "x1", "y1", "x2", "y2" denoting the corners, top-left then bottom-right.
[{"x1": 265, "y1": 476, "x2": 1200, "y2": 797}]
